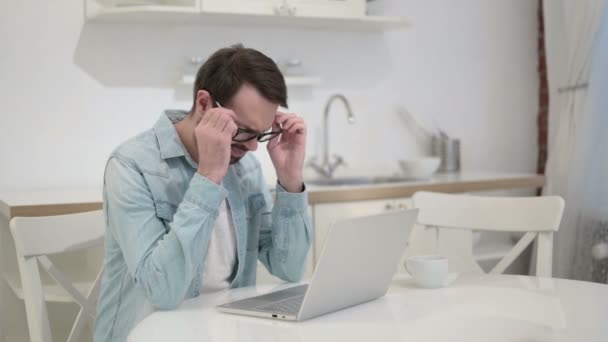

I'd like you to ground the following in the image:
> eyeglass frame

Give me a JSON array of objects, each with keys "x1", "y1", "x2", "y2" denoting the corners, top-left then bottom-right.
[{"x1": 213, "y1": 100, "x2": 284, "y2": 143}]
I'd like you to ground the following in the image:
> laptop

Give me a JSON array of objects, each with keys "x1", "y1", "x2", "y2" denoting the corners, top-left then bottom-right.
[{"x1": 216, "y1": 209, "x2": 418, "y2": 321}]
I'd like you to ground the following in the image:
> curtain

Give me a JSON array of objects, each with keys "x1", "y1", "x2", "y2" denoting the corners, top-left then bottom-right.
[
  {"x1": 570, "y1": 8, "x2": 608, "y2": 283},
  {"x1": 543, "y1": 0, "x2": 608, "y2": 281}
]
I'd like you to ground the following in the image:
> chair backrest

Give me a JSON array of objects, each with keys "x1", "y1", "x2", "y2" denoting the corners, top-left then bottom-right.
[
  {"x1": 11, "y1": 210, "x2": 105, "y2": 258},
  {"x1": 10, "y1": 210, "x2": 105, "y2": 342},
  {"x1": 410, "y1": 191, "x2": 565, "y2": 277}
]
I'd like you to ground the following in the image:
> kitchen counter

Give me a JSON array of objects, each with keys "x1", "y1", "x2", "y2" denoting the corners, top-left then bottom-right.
[
  {"x1": 307, "y1": 171, "x2": 544, "y2": 204},
  {"x1": 0, "y1": 188, "x2": 102, "y2": 219},
  {"x1": 0, "y1": 172, "x2": 544, "y2": 219}
]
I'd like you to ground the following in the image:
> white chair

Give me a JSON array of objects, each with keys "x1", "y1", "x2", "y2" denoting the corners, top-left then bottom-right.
[
  {"x1": 10, "y1": 210, "x2": 105, "y2": 342},
  {"x1": 410, "y1": 191, "x2": 565, "y2": 277}
]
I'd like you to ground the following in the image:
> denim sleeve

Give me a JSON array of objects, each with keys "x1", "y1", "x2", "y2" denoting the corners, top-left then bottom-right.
[
  {"x1": 103, "y1": 157, "x2": 226, "y2": 309},
  {"x1": 257, "y1": 176, "x2": 312, "y2": 282}
]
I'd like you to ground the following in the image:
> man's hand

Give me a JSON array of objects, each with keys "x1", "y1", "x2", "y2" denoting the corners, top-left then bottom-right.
[
  {"x1": 267, "y1": 112, "x2": 306, "y2": 192},
  {"x1": 195, "y1": 108, "x2": 238, "y2": 184}
]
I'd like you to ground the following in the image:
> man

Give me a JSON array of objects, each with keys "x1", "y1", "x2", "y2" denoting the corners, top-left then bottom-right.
[{"x1": 94, "y1": 44, "x2": 311, "y2": 342}]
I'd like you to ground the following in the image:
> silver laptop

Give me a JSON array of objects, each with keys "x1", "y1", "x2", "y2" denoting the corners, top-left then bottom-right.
[{"x1": 216, "y1": 209, "x2": 418, "y2": 321}]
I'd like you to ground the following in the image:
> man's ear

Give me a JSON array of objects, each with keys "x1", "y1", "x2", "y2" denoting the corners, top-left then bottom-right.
[{"x1": 195, "y1": 90, "x2": 213, "y2": 113}]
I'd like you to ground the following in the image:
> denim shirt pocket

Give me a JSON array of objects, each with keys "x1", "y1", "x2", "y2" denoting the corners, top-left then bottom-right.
[
  {"x1": 140, "y1": 170, "x2": 178, "y2": 231},
  {"x1": 247, "y1": 194, "x2": 266, "y2": 218},
  {"x1": 154, "y1": 200, "x2": 177, "y2": 230}
]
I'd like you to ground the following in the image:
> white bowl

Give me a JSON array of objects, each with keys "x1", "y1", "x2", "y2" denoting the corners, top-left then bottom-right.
[{"x1": 398, "y1": 157, "x2": 441, "y2": 180}]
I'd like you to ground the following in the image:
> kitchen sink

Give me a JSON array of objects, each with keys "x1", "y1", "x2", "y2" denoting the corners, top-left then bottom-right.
[{"x1": 307, "y1": 176, "x2": 415, "y2": 186}]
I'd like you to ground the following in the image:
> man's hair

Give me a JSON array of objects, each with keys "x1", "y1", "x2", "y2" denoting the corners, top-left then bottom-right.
[{"x1": 191, "y1": 44, "x2": 287, "y2": 112}]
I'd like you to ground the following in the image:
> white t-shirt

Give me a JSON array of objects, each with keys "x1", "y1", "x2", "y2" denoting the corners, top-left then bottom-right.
[{"x1": 200, "y1": 199, "x2": 238, "y2": 293}]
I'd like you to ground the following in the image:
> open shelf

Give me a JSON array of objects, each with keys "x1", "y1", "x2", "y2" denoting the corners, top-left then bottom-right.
[
  {"x1": 283, "y1": 76, "x2": 322, "y2": 86},
  {"x1": 86, "y1": 5, "x2": 409, "y2": 31},
  {"x1": 179, "y1": 74, "x2": 321, "y2": 87}
]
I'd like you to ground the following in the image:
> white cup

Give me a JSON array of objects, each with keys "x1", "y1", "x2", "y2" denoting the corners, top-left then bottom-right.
[{"x1": 405, "y1": 255, "x2": 449, "y2": 289}]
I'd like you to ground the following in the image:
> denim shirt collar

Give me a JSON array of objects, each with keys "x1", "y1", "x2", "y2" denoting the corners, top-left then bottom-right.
[{"x1": 153, "y1": 110, "x2": 197, "y2": 167}]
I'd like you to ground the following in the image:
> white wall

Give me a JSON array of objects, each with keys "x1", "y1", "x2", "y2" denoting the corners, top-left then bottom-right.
[{"x1": 0, "y1": 0, "x2": 538, "y2": 190}]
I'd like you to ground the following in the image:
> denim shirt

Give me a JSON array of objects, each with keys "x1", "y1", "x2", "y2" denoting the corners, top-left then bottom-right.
[{"x1": 94, "y1": 111, "x2": 312, "y2": 342}]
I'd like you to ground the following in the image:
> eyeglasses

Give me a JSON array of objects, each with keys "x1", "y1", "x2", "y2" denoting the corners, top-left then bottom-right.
[
  {"x1": 233, "y1": 127, "x2": 283, "y2": 142},
  {"x1": 214, "y1": 100, "x2": 283, "y2": 143}
]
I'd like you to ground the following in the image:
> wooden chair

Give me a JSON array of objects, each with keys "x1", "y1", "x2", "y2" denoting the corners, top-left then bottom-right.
[
  {"x1": 410, "y1": 191, "x2": 564, "y2": 277},
  {"x1": 10, "y1": 210, "x2": 105, "y2": 342}
]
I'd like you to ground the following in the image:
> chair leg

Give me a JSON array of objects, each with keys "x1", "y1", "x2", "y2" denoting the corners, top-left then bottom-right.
[
  {"x1": 27, "y1": 258, "x2": 104, "y2": 342},
  {"x1": 66, "y1": 308, "x2": 87, "y2": 342},
  {"x1": 17, "y1": 256, "x2": 52, "y2": 342},
  {"x1": 0, "y1": 315, "x2": 5, "y2": 342},
  {"x1": 536, "y1": 232, "x2": 554, "y2": 277},
  {"x1": 0, "y1": 284, "x2": 5, "y2": 342},
  {"x1": 37, "y1": 256, "x2": 93, "y2": 313},
  {"x1": 67, "y1": 266, "x2": 104, "y2": 342},
  {"x1": 85, "y1": 267, "x2": 104, "y2": 320}
]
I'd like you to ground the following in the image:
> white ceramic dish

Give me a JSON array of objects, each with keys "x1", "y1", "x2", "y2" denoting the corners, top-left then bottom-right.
[{"x1": 398, "y1": 157, "x2": 440, "y2": 180}]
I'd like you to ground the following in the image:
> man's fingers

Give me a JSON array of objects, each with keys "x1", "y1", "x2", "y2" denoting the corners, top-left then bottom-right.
[
  {"x1": 202, "y1": 111, "x2": 219, "y2": 127},
  {"x1": 225, "y1": 120, "x2": 238, "y2": 137},
  {"x1": 266, "y1": 121, "x2": 282, "y2": 149},
  {"x1": 274, "y1": 112, "x2": 296, "y2": 124},
  {"x1": 221, "y1": 108, "x2": 238, "y2": 121},
  {"x1": 200, "y1": 109, "x2": 212, "y2": 125},
  {"x1": 201, "y1": 108, "x2": 237, "y2": 127},
  {"x1": 216, "y1": 113, "x2": 233, "y2": 130},
  {"x1": 211, "y1": 111, "x2": 225, "y2": 128},
  {"x1": 279, "y1": 117, "x2": 304, "y2": 132},
  {"x1": 286, "y1": 123, "x2": 306, "y2": 134},
  {"x1": 219, "y1": 116, "x2": 230, "y2": 131},
  {"x1": 221, "y1": 117, "x2": 236, "y2": 133}
]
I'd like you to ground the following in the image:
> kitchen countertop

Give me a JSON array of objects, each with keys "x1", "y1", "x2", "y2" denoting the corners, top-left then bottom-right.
[
  {"x1": 306, "y1": 171, "x2": 544, "y2": 204},
  {"x1": 0, "y1": 171, "x2": 544, "y2": 219},
  {"x1": 0, "y1": 188, "x2": 102, "y2": 219}
]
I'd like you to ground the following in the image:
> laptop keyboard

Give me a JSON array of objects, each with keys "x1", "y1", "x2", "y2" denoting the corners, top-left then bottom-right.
[
  {"x1": 255, "y1": 295, "x2": 305, "y2": 315},
  {"x1": 218, "y1": 285, "x2": 308, "y2": 315}
]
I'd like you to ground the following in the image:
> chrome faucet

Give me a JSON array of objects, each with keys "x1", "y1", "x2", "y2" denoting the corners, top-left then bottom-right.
[{"x1": 308, "y1": 94, "x2": 356, "y2": 178}]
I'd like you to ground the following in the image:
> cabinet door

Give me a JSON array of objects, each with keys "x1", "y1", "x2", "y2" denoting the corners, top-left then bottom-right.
[
  {"x1": 201, "y1": 0, "x2": 366, "y2": 17},
  {"x1": 289, "y1": 0, "x2": 365, "y2": 18},
  {"x1": 202, "y1": 0, "x2": 278, "y2": 15},
  {"x1": 312, "y1": 197, "x2": 413, "y2": 264}
]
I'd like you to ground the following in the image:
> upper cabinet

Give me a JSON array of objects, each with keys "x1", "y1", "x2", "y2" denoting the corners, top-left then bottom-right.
[
  {"x1": 200, "y1": 0, "x2": 366, "y2": 18},
  {"x1": 85, "y1": 0, "x2": 408, "y2": 31},
  {"x1": 202, "y1": 0, "x2": 283, "y2": 16}
]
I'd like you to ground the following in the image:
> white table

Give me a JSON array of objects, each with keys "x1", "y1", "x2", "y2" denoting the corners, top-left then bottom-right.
[{"x1": 128, "y1": 274, "x2": 608, "y2": 342}]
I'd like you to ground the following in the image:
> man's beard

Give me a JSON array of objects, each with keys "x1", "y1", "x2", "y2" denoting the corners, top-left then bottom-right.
[{"x1": 230, "y1": 143, "x2": 248, "y2": 164}]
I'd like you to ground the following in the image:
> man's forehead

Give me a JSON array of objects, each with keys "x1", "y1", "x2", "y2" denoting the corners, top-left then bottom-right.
[
  {"x1": 232, "y1": 106, "x2": 276, "y2": 131},
  {"x1": 229, "y1": 103, "x2": 276, "y2": 130}
]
